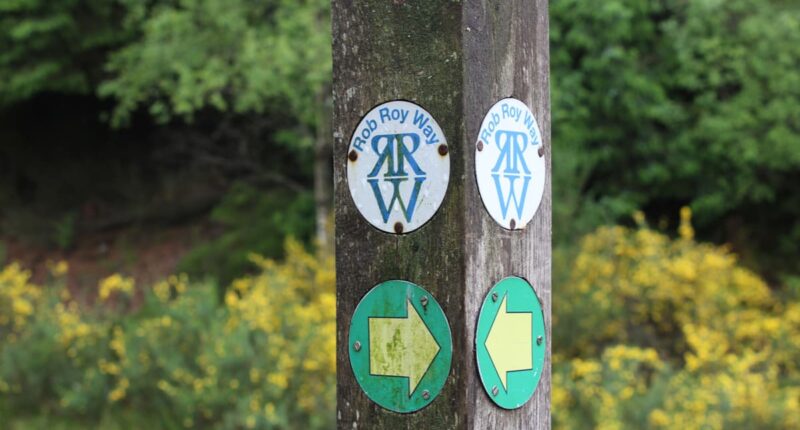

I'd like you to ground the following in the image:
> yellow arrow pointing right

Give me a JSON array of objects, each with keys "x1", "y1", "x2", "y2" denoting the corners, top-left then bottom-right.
[
  {"x1": 369, "y1": 298, "x2": 440, "y2": 396},
  {"x1": 485, "y1": 294, "x2": 533, "y2": 391}
]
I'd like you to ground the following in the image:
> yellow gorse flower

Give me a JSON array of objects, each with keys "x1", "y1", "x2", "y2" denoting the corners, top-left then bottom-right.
[
  {"x1": 0, "y1": 238, "x2": 336, "y2": 427},
  {"x1": 553, "y1": 213, "x2": 800, "y2": 429},
  {"x1": 0, "y1": 264, "x2": 42, "y2": 330},
  {"x1": 98, "y1": 274, "x2": 134, "y2": 301}
]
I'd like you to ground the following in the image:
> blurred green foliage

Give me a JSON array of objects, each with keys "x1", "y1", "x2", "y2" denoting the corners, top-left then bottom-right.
[
  {"x1": 99, "y1": 0, "x2": 330, "y2": 129},
  {"x1": 178, "y1": 184, "x2": 315, "y2": 286},
  {"x1": 0, "y1": 0, "x2": 129, "y2": 105},
  {"x1": 0, "y1": 0, "x2": 328, "y2": 264},
  {"x1": 0, "y1": 0, "x2": 330, "y2": 127},
  {"x1": 0, "y1": 242, "x2": 335, "y2": 429},
  {"x1": 551, "y1": 0, "x2": 800, "y2": 275},
  {"x1": 53, "y1": 213, "x2": 78, "y2": 251},
  {"x1": 553, "y1": 211, "x2": 800, "y2": 429}
]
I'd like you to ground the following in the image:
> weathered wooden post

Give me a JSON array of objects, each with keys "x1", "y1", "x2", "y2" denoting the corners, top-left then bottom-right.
[{"x1": 333, "y1": 1, "x2": 551, "y2": 428}]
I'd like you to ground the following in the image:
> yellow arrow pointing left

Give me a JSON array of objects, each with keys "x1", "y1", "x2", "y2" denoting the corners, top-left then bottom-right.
[
  {"x1": 369, "y1": 298, "x2": 440, "y2": 396},
  {"x1": 485, "y1": 294, "x2": 533, "y2": 391}
]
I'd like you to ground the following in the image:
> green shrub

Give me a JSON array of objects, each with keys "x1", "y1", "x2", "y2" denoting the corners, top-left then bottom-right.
[
  {"x1": 553, "y1": 210, "x2": 800, "y2": 429},
  {"x1": 551, "y1": 0, "x2": 800, "y2": 275},
  {"x1": 0, "y1": 240, "x2": 334, "y2": 429},
  {"x1": 179, "y1": 184, "x2": 315, "y2": 286}
]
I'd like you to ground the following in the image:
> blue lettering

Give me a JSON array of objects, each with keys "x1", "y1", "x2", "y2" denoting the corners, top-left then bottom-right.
[
  {"x1": 492, "y1": 173, "x2": 530, "y2": 220},
  {"x1": 366, "y1": 133, "x2": 427, "y2": 224},
  {"x1": 491, "y1": 130, "x2": 530, "y2": 175},
  {"x1": 368, "y1": 176, "x2": 425, "y2": 223},
  {"x1": 378, "y1": 108, "x2": 409, "y2": 124},
  {"x1": 480, "y1": 110, "x2": 500, "y2": 144},
  {"x1": 491, "y1": 129, "x2": 532, "y2": 220},
  {"x1": 523, "y1": 112, "x2": 540, "y2": 145},
  {"x1": 501, "y1": 103, "x2": 522, "y2": 122},
  {"x1": 412, "y1": 109, "x2": 429, "y2": 130}
]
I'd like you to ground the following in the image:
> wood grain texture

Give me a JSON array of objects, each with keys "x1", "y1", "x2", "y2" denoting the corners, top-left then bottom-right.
[
  {"x1": 333, "y1": 2, "x2": 466, "y2": 429},
  {"x1": 334, "y1": 1, "x2": 550, "y2": 428},
  {"x1": 463, "y1": 1, "x2": 551, "y2": 429}
]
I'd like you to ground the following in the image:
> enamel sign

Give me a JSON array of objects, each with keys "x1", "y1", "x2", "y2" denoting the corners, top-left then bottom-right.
[
  {"x1": 347, "y1": 100, "x2": 450, "y2": 234},
  {"x1": 475, "y1": 98, "x2": 545, "y2": 230},
  {"x1": 475, "y1": 277, "x2": 546, "y2": 409},
  {"x1": 348, "y1": 280, "x2": 452, "y2": 413}
]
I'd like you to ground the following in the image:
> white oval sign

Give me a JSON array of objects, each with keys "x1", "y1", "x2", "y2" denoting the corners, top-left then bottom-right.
[
  {"x1": 475, "y1": 98, "x2": 545, "y2": 230},
  {"x1": 347, "y1": 100, "x2": 450, "y2": 234}
]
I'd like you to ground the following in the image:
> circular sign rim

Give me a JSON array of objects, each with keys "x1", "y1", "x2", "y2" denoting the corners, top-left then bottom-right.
[
  {"x1": 346, "y1": 99, "x2": 450, "y2": 235},
  {"x1": 474, "y1": 276, "x2": 547, "y2": 410},
  {"x1": 348, "y1": 279, "x2": 453, "y2": 413},
  {"x1": 474, "y1": 97, "x2": 546, "y2": 231}
]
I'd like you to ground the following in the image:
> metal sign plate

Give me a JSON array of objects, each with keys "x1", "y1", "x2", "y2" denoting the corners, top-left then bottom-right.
[
  {"x1": 348, "y1": 280, "x2": 452, "y2": 413},
  {"x1": 475, "y1": 98, "x2": 545, "y2": 230},
  {"x1": 475, "y1": 276, "x2": 546, "y2": 409},
  {"x1": 347, "y1": 100, "x2": 450, "y2": 234}
]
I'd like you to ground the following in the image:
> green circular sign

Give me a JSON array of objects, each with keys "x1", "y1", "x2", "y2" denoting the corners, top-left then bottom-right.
[
  {"x1": 348, "y1": 280, "x2": 452, "y2": 413},
  {"x1": 475, "y1": 276, "x2": 546, "y2": 409}
]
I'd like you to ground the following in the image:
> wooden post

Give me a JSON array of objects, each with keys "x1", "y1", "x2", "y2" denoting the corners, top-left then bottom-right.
[{"x1": 333, "y1": 1, "x2": 551, "y2": 428}]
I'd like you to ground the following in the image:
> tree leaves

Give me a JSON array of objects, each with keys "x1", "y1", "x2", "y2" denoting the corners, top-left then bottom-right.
[
  {"x1": 98, "y1": 0, "x2": 331, "y2": 133},
  {"x1": 551, "y1": 0, "x2": 800, "y2": 273}
]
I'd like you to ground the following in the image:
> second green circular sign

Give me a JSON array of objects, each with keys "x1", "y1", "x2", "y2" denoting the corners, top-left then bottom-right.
[{"x1": 475, "y1": 276, "x2": 547, "y2": 409}]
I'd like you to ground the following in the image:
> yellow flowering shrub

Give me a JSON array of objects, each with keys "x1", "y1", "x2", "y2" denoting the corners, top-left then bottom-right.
[
  {"x1": 0, "y1": 263, "x2": 39, "y2": 332},
  {"x1": 4, "y1": 210, "x2": 797, "y2": 428},
  {"x1": 97, "y1": 274, "x2": 135, "y2": 302},
  {"x1": 0, "y1": 239, "x2": 334, "y2": 429},
  {"x1": 553, "y1": 209, "x2": 800, "y2": 429}
]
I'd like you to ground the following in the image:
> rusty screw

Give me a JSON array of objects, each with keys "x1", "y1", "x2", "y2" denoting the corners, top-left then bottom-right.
[
  {"x1": 353, "y1": 341, "x2": 362, "y2": 352},
  {"x1": 477, "y1": 140, "x2": 484, "y2": 152},
  {"x1": 537, "y1": 336, "x2": 543, "y2": 346},
  {"x1": 348, "y1": 150, "x2": 358, "y2": 162},
  {"x1": 491, "y1": 292, "x2": 498, "y2": 302},
  {"x1": 538, "y1": 146, "x2": 544, "y2": 158},
  {"x1": 509, "y1": 219, "x2": 516, "y2": 230},
  {"x1": 422, "y1": 390, "x2": 430, "y2": 400},
  {"x1": 492, "y1": 386, "x2": 499, "y2": 396},
  {"x1": 394, "y1": 222, "x2": 404, "y2": 234},
  {"x1": 420, "y1": 295, "x2": 429, "y2": 308},
  {"x1": 438, "y1": 144, "x2": 449, "y2": 156}
]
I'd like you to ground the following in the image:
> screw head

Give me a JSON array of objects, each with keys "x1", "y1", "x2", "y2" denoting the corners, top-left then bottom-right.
[
  {"x1": 420, "y1": 296, "x2": 429, "y2": 308},
  {"x1": 438, "y1": 144, "x2": 449, "y2": 156},
  {"x1": 509, "y1": 219, "x2": 516, "y2": 230},
  {"x1": 353, "y1": 341, "x2": 361, "y2": 352},
  {"x1": 491, "y1": 292, "x2": 498, "y2": 302},
  {"x1": 393, "y1": 222, "x2": 404, "y2": 234},
  {"x1": 491, "y1": 386, "x2": 499, "y2": 396},
  {"x1": 477, "y1": 140, "x2": 484, "y2": 152},
  {"x1": 348, "y1": 149, "x2": 358, "y2": 161},
  {"x1": 422, "y1": 390, "x2": 430, "y2": 400},
  {"x1": 537, "y1": 336, "x2": 543, "y2": 346},
  {"x1": 538, "y1": 146, "x2": 544, "y2": 158}
]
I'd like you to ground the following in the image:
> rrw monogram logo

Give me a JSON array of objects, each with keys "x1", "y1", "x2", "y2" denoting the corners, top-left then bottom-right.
[
  {"x1": 491, "y1": 130, "x2": 531, "y2": 220},
  {"x1": 368, "y1": 133, "x2": 426, "y2": 223}
]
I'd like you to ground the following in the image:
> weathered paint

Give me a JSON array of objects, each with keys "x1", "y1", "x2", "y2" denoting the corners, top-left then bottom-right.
[
  {"x1": 369, "y1": 299, "x2": 440, "y2": 394},
  {"x1": 346, "y1": 100, "x2": 450, "y2": 234},
  {"x1": 349, "y1": 280, "x2": 452, "y2": 413},
  {"x1": 475, "y1": 277, "x2": 546, "y2": 409}
]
